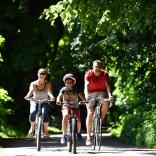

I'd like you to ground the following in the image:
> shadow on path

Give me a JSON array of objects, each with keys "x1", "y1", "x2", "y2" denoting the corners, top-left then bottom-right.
[{"x1": 0, "y1": 131, "x2": 156, "y2": 155}]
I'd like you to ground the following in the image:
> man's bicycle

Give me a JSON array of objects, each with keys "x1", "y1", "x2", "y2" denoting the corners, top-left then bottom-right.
[
  {"x1": 25, "y1": 98, "x2": 53, "y2": 151},
  {"x1": 92, "y1": 98, "x2": 112, "y2": 151},
  {"x1": 57, "y1": 101, "x2": 86, "y2": 154}
]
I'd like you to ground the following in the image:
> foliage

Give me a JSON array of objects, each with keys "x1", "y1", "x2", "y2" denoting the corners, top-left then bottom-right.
[
  {"x1": 120, "y1": 110, "x2": 156, "y2": 148},
  {"x1": 0, "y1": 0, "x2": 156, "y2": 148},
  {"x1": 0, "y1": 0, "x2": 63, "y2": 137},
  {"x1": 0, "y1": 88, "x2": 13, "y2": 137},
  {"x1": 43, "y1": 0, "x2": 156, "y2": 148},
  {"x1": 0, "y1": 35, "x2": 5, "y2": 63}
]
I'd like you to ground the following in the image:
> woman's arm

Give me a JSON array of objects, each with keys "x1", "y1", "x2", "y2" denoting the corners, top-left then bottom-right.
[
  {"x1": 56, "y1": 92, "x2": 63, "y2": 103},
  {"x1": 47, "y1": 81, "x2": 55, "y2": 100},
  {"x1": 24, "y1": 82, "x2": 34, "y2": 99}
]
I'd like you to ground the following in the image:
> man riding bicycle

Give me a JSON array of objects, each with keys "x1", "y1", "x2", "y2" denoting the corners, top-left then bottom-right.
[{"x1": 84, "y1": 60, "x2": 113, "y2": 146}]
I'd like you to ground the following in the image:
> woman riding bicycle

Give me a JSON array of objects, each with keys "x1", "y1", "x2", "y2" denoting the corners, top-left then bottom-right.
[
  {"x1": 56, "y1": 73, "x2": 86, "y2": 144},
  {"x1": 24, "y1": 68, "x2": 55, "y2": 138},
  {"x1": 84, "y1": 60, "x2": 113, "y2": 145}
]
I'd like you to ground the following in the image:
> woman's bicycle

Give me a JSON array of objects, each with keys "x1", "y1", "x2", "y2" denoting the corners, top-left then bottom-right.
[
  {"x1": 58, "y1": 101, "x2": 86, "y2": 154},
  {"x1": 25, "y1": 98, "x2": 53, "y2": 151},
  {"x1": 92, "y1": 98, "x2": 112, "y2": 151}
]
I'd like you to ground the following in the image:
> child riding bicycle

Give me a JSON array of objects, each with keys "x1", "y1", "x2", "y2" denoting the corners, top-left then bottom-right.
[{"x1": 56, "y1": 73, "x2": 86, "y2": 144}]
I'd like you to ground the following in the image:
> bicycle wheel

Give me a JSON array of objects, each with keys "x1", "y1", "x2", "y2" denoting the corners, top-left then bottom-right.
[
  {"x1": 36, "y1": 117, "x2": 42, "y2": 151},
  {"x1": 71, "y1": 118, "x2": 77, "y2": 154},
  {"x1": 92, "y1": 118, "x2": 96, "y2": 150},
  {"x1": 67, "y1": 120, "x2": 72, "y2": 152},
  {"x1": 93, "y1": 117, "x2": 102, "y2": 151},
  {"x1": 96, "y1": 117, "x2": 102, "y2": 151}
]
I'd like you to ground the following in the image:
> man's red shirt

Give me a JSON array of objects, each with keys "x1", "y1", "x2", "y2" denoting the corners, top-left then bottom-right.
[{"x1": 85, "y1": 70, "x2": 109, "y2": 93}]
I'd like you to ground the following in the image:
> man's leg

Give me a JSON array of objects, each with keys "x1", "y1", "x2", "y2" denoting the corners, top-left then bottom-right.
[
  {"x1": 101, "y1": 99, "x2": 110, "y2": 126},
  {"x1": 86, "y1": 105, "x2": 95, "y2": 145}
]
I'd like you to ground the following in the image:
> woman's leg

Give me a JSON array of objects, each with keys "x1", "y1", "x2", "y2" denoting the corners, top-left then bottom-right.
[
  {"x1": 42, "y1": 103, "x2": 49, "y2": 135},
  {"x1": 29, "y1": 101, "x2": 37, "y2": 135}
]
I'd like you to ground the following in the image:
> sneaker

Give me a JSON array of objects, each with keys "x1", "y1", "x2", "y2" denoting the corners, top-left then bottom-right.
[
  {"x1": 27, "y1": 132, "x2": 34, "y2": 138},
  {"x1": 77, "y1": 133, "x2": 83, "y2": 142},
  {"x1": 86, "y1": 137, "x2": 93, "y2": 146},
  {"x1": 43, "y1": 133, "x2": 50, "y2": 138},
  {"x1": 61, "y1": 135, "x2": 67, "y2": 144}
]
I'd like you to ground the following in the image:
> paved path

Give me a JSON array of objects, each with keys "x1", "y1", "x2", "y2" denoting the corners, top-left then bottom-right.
[{"x1": 0, "y1": 133, "x2": 156, "y2": 156}]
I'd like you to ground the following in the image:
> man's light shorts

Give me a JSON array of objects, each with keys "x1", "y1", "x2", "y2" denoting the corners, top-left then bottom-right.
[{"x1": 87, "y1": 92, "x2": 108, "y2": 107}]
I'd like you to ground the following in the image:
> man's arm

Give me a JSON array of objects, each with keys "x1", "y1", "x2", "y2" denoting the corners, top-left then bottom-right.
[
  {"x1": 84, "y1": 79, "x2": 89, "y2": 99},
  {"x1": 105, "y1": 78, "x2": 112, "y2": 98}
]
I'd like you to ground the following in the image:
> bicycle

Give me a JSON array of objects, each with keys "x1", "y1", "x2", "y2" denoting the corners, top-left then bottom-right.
[
  {"x1": 57, "y1": 101, "x2": 86, "y2": 154},
  {"x1": 92, "y1": 98, "x2": 112, "y2": 151},
  {"x1": 25, "y1": 98, "x2": 53, "y2": 151}
]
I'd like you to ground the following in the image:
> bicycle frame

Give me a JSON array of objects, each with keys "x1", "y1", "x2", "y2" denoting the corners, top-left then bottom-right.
[
  {"x1": 92, "y1": 98, "x2": 112, "y2": 151},
  {"x1": 25, "y1": 98, "x2": 51, "y2": 151},
  {"x1": 60, "y1": 102, "x2": 80, "y2": 154}
]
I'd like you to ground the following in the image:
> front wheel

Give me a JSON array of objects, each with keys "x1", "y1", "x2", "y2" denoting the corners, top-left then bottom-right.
[
  {"x1": 93, "y1": 117, "x2": 102, "y2": 151},
  {"x1": 71, "y1": 118, "x2": 77, "y2": 154},
  {"x1": 67, "y1": 120, "x2": 72, "y2": 152},
  {"x1": 36, "y1": 117, "x2": 42, "y2": 151}
]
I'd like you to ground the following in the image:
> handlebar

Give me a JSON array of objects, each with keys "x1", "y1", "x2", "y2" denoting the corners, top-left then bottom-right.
[
  {"x1": 96, "y1": 97, "x2": 114, "y2": 108},
  {"x1": 56, "y1": 101, "x2": 88, "y2": 107},
  {"x1": 24, "y1": 97, "x2": 55, "y2": 103}
]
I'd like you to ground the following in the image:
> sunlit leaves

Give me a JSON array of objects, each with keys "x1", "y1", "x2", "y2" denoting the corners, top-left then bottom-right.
[{"x1": 0, "y1": 35, "x2": 5, "y2": 62}]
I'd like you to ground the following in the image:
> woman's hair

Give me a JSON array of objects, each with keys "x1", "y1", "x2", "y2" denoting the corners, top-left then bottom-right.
[{"x1": 37, "y1": 68, "x2": 48, "y2": 79}]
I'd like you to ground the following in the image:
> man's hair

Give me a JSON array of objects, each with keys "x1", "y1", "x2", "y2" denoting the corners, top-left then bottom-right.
[{"x1": 93, "y1": 60, "x2": 103, "y2": 67}]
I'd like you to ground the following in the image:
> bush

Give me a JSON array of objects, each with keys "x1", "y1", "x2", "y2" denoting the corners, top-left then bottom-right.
[{"x1": 120, "y1": 110, "x2": 156, "y2": 148}]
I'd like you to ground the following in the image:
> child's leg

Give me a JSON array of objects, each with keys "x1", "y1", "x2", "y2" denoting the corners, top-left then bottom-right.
[
  {"x1": 77, "y1": 117, "x2": 81, "y2": 133},
  {"x1": 62, "y1": 109, "x2": 69, "y2": 135}
]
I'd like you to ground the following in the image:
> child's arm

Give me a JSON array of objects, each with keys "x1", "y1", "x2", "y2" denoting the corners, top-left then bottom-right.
[{"x1": 78, "y1": 92, "x2": 86, "y2": 101}]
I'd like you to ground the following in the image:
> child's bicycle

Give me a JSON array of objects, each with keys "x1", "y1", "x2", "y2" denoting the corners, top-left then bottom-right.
[
  {"x1": 57, "y1": 101, "x2": 86, "y2": 154},
  {"x1": 25, "y1": 98, "x2": 53, "y2": 151},
  {"x1": 92, "y1": 98, "x2": 113, "y2": 151}
]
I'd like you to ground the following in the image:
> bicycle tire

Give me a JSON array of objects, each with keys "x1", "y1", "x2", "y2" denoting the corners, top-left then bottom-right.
[
  {"x1": 36, "y1": 117, "x2": 42, "y2": 151},
  {"x1": 93, "y1": 118, "x2": 96, "y2": 150},
  {"x1": 67, "y1": 120, "x2": 72, "y2": 152},
  {"x1": 96, "y1": 118, "x2": 102, "y2": 151},
  {"x1": 93, "y1": 117, "x2": 102, "y2": 151},
  {"x1": 71, "y1": 118, "x2": 77, "y2": 154}
]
